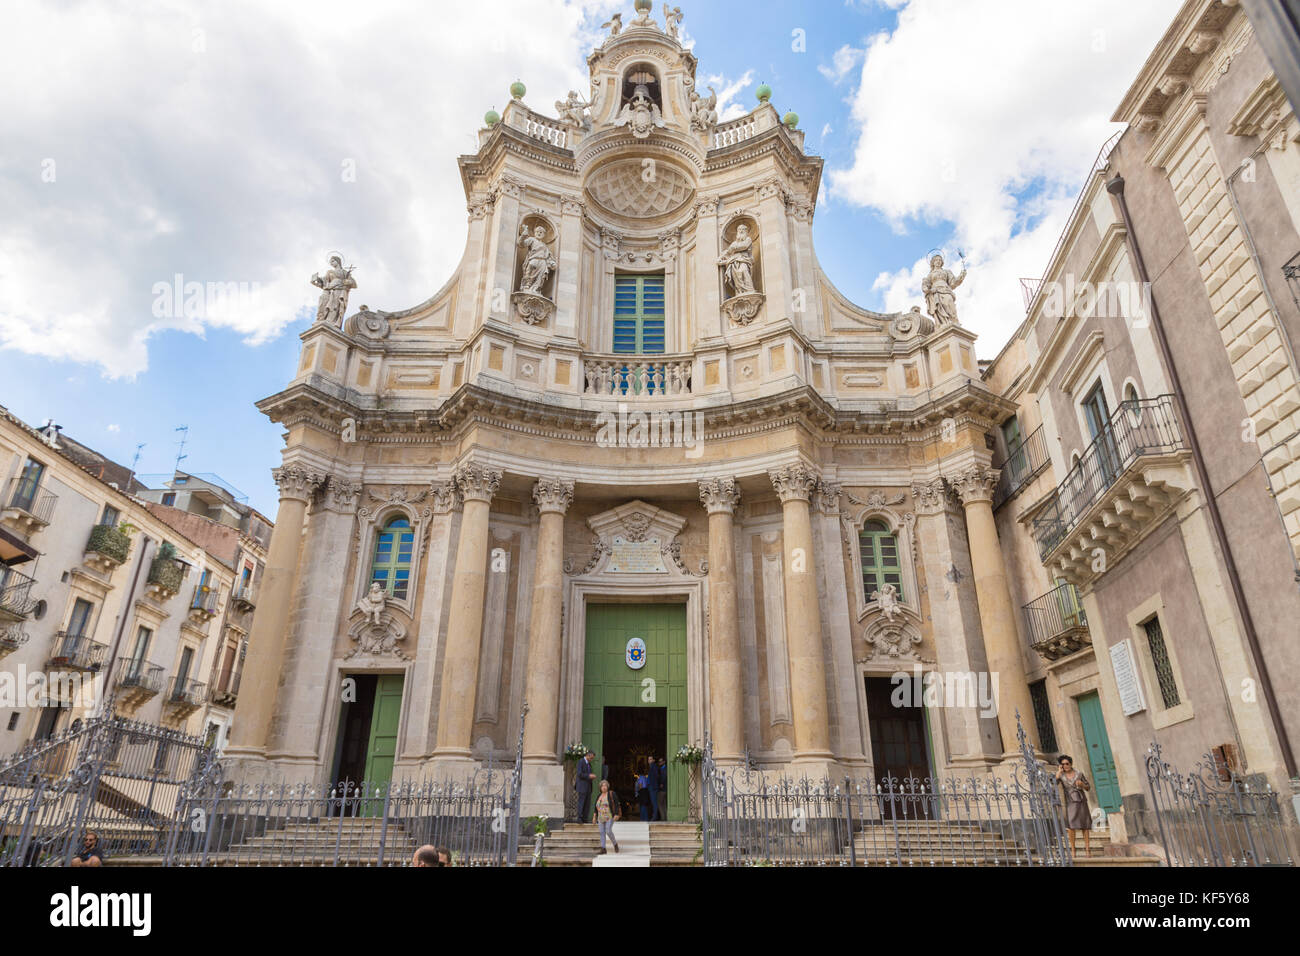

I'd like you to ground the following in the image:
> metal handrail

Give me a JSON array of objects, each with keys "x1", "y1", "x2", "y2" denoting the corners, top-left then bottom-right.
[
  {"x1": 116, "y1": 658, "x2": 165, "y2": 694},
  {"x1": 168, "y1": 677, "x2": 206, "y2": 707},
  {"x1": 993, "y1": 425, "x2": 1051, "y2": 507},
  {"x1": 3, "y1": 477, "x2": 57, "y2": 524},
  {"x1": 48, "y1": 632, "x2": 108, "y2": 670},
  {"x1": 1021, "y1": 583, "x2": 1089, "y2": 651},
  {"x1": 0, "y1": 567, "x2": 38, "y2": 618},
  {"x1": 1031, "y1": 396, "x2": 1184, "y2": 558}
]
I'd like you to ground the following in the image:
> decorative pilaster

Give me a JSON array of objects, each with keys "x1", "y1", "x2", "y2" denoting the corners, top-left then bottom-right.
[
  {"x1": 699, "y1": 478, "x2": 744, "y2": 763},
  {"x1": 433, "y1": 464, "x2": 502, "y2": 764},
  {"x1": 952, "y1": 467, "x2": 1038, "y2": 754},
  {"x1": 768, "y1": 464, "x2": 832, "y2": 763},
  {"x1": 226, "y1": 464, "x2": 325, "y2": 760},
  {"x1": 522, "y1": 478, "x2": 574, "y2": 763}
]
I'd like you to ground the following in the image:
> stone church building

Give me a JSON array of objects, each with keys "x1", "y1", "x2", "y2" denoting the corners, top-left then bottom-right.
[{"x1": 226, "y1": 7, "x2": 1092, "y2": 821}]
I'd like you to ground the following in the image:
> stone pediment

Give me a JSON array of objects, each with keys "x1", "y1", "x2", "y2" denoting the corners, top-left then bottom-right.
[{"x1": 565, "y1": 500, "x2": 702, "y2": 577}]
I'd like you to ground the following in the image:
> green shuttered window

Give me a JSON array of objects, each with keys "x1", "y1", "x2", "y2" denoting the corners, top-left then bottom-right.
[{"x1": 613, "y1": 273, "x2": 665, "y2": 355}]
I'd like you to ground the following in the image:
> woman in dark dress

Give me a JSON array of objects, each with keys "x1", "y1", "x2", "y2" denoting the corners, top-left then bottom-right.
[{"x1": 1055, "y1": 755, "x2": 1092, "y2": 856}]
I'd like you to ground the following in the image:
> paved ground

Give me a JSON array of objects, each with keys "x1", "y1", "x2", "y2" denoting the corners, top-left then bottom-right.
[{"x1": 591, "y1": 821, "x2": 651, "y2": 867}]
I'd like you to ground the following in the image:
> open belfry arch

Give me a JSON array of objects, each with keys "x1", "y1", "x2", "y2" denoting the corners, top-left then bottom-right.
[{"x1": 226, "y1": 2, "x2": 1037, "y2": 818}]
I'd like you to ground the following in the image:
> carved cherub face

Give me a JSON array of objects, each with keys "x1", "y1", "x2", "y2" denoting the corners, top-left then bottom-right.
[{"x1": 369, "y1": 582, "x2": 382, "y2": 596}]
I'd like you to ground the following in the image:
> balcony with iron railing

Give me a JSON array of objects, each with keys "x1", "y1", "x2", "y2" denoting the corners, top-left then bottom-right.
[
  {"x1": 47, "y1": 631, "x2": 108, "y2": 672},
  {"x1": 0, "y1": 623, "x2": 29, "y2": 661},
  {"x1": 1022, "y1": 582, "x2": 1091, "y2": 662},
  {"x1": 210, "y1": 668, "x2": 241, "y2": 707},
  {"x1": 0, "y1": 566, "x2": 37, "y2": 623},
  {"x1": 232, "y1": 583, "x2": 257, "y2": 611},
  {"x1": 84, "y1": 522, "x2": 132, "y2": 572},
  {"x1": 166, "y1": 677, "x2": 206, "y2": 717},
  {"x1": 146, "y1": 554, "x2": 185, "y2": 601},
  {"x1": 1, "y1": 477, "x2": 57, "y2": 535},
  {"x1": 993, "y1": 425, "x2": 1052, "y2": 509},
  {"x1": 115, "y1": 657, "x2": 165, "y2": 711},
  {"x1": 188, "y1": 584, "x2": 220, "y2": 624}
]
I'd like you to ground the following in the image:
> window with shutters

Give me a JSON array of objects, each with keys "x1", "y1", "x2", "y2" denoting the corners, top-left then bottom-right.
[
  {"x1": 859, "y1": 520, "x2": 904, "y2": 603},
  {"x1": 613, "y1": 273, "x2": 665, "y2": 355},
  {"x1": 370, "y1": 517, "x2": 415, "y2": 601}
]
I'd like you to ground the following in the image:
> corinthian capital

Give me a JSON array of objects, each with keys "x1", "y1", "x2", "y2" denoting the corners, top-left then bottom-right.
[
  {"x1": 273, "y1": 464, "x2": 327, "y2": 504},
  {"x1": 533, "y1": 477, "x2": 575, "y2": 515},
  {"x1": 910, "y1": 478, "x2": 954, "y2": 516},
  {"x1": 454, "y1": 463, "x2": 502, "y2": 504},
  {"x1": 699, "y1": 478, "x2": 741, "y2": 515},
  {"x1": 430, "y1": 479, "x2": 460, "y2": 514},
  {"x1": 769, "y1": 463, "x2": 820, "y2": 503},
  {"x1": 325, "y1": 476, "x2": 363, "y2": 511},
  {"x1": 951, "y1": 467, "x2": 1000, "y2": 506},
  {"x1": 816, "y1": 481, "x2": 842, "y2": 514}
]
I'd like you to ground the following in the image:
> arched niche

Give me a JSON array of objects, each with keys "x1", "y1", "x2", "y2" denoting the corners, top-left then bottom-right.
[
  {"x1": 620, "y1": 62, "x2": 663, "y2": 112},
  {"x1": 513, "y1": 212, "x2": 559, "y2": 326},
  {"x1": 719, "y1": 212, "x2": 764, "y2": 326}
]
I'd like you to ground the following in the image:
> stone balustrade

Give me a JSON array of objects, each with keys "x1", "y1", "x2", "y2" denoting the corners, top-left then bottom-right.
[
  {"x1": 518, "y1": 109, "x2": 569, "y2": 149},
  {"x1": 582, "y1": 356, "x2": 694, "y2": 398},
  {"x1": 712, "y1": 116, "x2": 758, "y2": 148}
]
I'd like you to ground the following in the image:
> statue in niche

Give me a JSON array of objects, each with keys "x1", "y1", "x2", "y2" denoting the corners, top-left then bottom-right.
[
  {"x1": 601, "y1": 13, "x2": 622, "y2": 38},
  {"x1": 664, "y1": 5, "x2": 683, "y2": 38},
  {"x1": 689, "y1": 86, "x2": 718, "y2": 131},
  {"x1": 517, "y1": 224, "x2": 556, "y2": 295},
  {"x1": 615, "y1": 84, "x2": 666, "y2": 139},
  {"x1": 718, "y1": 223, "x2": 757, "y2": 296},
  {"x1": 922, "y1": 253, "x2": 967, "y2": 328},
  {"x1": 356, "y1": 581, "x2": 387, "y2": 627},
  {"x1": 311, "y1": 255, "x2": 356, "y2": 327},
  {"x1": 556, "y1": 89, "x2": 594, "y2": 130}
]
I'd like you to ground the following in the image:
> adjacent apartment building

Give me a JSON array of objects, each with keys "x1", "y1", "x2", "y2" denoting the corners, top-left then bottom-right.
[
  {"x1": 0, "y1": 409, "x2": 270, "y2": 752},
  {"x1": 986, "y1": 0, "x2": 1300, "y2": 841}
]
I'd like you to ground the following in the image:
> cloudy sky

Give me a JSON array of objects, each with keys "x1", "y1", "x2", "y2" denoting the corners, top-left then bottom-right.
[{"x1": 0, "y1": 0, "x2": 1183, "y2": 513}]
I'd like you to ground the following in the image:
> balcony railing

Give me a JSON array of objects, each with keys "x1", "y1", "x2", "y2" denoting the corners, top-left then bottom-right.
[
  {"x1": 3, "y1": 477, "x2": 57, "y2": 526},
  {"x1": 210, "y1": 669, "x2": 241, "y2": 706},
  {"x1": 48, "y1": 632, "x2": 108, "y2": 671},
  {"x1": 993, "y1": 425, "x2": 1051, "y2": 508},
  {"x1": 116, "y1": 658, "x2": 165, "y2": 696},
  {"x1": 1031, "y1": 396, "x2": 1184, "y2": 559},
  {"x1": 189, "y1": 585, "x2": 219, "y2": 616},
  {"x1": 85, "y1": 523, "x2": 132, "y2": 566},
  {"x1": 0, "y1": 566, "x2": 37, "y2": 620},
  {"x1": 1022, "y1": 583, "x2": 1091, "y2": 661},
  {"x1": 167, "y1": 678, "x2": 206, "y2": 710},
  {"x1": 583, "y1": 355, "x2": 694, "y2": 398},
  {"x1": 232, "y1": 583, "x2": 257, "y2": 610},
  {"x1": 147, "y1": 555, "x2": 185, "y2": 596}
]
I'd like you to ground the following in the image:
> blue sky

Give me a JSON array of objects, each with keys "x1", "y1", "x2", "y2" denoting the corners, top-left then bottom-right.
[{"x1": 0, "y1": 0, "x2": 1182, "y2": 515}]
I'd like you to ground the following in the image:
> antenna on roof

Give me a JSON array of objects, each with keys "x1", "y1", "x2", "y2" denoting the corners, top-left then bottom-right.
[{"x1": 173, "y1": 426, "x2": 189, "y2": 480}]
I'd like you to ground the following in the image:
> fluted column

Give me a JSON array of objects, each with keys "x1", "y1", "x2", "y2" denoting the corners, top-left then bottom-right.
[
  {"x1": 522, "y1": 478, "x2": 574, "y2": 764},
  {"x1": 700, "y1": 478, "x2": 744, "y2": 763},
  {"x1": 952, "y1": 467, "x2": 1038, "y2": 754},
  {"x1": 769, "y1": 464, "x2": 832, "y2": 762},
  {"x1": 227, "y1": 464, "x2": 325, "y2": 758},
  {"x1": 433, "y1": 463, "x2": 502, "y2": 761}
]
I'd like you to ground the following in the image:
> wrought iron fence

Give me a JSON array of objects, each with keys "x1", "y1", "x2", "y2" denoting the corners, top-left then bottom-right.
[
  {"x1": 1145, "y1": 740, "x2": 1297, "y2": 866},
  {"x1": 1032, "y1": 395, "x2": 1183, "y2": 558},
  {"x1": 702, "y1": 713, "x2": 1071, "y2": 867},
  {"x1": 0, "y1": 715, "x2": 212, "y2": 866}
]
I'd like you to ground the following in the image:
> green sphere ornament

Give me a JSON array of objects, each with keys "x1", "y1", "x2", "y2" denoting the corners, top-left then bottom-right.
[
  {"x1": 783, "y1": 111, "x2": 799, "y2": 128},
  {"x1": 756, "y1": 83, "x2": 772, "y2": 103},
  {"x1": 510, "y1": 80, "x2": 526, "y2": 99},
  {"x1": 484, "y1": 109, "x2": 501, "y2": 127}
]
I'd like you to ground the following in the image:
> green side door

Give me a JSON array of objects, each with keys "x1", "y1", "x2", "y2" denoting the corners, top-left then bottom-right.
[
  {"x1": 1076, "y1": 691, "x2": 1121, "y2": 812},
  {"x1": 362, "y1": 674, "x2": 404, "y2": 788}
]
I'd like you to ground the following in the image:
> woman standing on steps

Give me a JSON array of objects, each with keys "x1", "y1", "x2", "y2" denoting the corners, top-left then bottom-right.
[
  {"x1": 1055, "y1": 754, "x2": 1093, "y2": 857},
  {"x1": 595, "y1": 779, "x2": 621, "y2": 855}
]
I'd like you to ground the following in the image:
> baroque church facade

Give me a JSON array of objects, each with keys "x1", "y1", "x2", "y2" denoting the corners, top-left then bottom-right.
[{"x1": 227, "y1": 5, "x2": 1045, "y2": 820}]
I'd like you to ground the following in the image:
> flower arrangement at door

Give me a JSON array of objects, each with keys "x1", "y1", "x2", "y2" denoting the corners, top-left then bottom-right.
[
  {"x1": 674, "y1": 744, "x2": 704, "y2": 765},
  {"x1": 563, "y1": 742, "x2": 590, "y2": 762}
]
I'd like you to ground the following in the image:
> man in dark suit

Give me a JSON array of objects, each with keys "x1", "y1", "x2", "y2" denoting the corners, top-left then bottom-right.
[
  {"x1": 575, "y1": 751, "x2": 597, "y2": 823},
  {"x1": 646, "y1": 756, "x2": 662, "y2": 823},
  {"x1": 656, "y1": 756, "x2": 668, "y2": 820}
]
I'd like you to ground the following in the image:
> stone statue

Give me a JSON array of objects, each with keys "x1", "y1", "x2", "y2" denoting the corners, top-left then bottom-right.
[
  {"x1": 601, "y1": 13, "x2": 622, "y2": 37},
  {"x1": 689, "y1": 86, "x2": 718, "y2": 131},
  {"x1": 664, "y1": 4, "x2": 683, "y2": 38},
  {"x1": 876, "y1": 582, "x2": 902, "y2": 622},
  {"x1": 518, "y1": 224, "x2": 556, "y2": 295},
  {"x1": 922, "y1": 253, "x2": 966, "y2": 328},
  {"x1": 718, "y1": 224, "x2": 757, "y2": 296},
  {"x1": 614, "y1": 84, "x2": 666, "y2": 139},
  {"x1": 356, "y1": 581, "x2": 386, "y2": 627},
  {"x1": 556, "y1": 90, "x2": 593, "y2": 129},
  {"x1": 311, "y1": 255, "x2": 356, "y2": 327}
]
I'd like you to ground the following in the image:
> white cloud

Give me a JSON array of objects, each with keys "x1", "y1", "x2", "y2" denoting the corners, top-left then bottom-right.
[
  {"x1": 0, "y1": 0, "x2": 619, "y2": 378},
  {"x1": 828, "y1": 0, "x2": 1183, "y2": 347},
  {"x1": 818, "y1": 44, "x2": 865, "y2": 85},
  {"x1": 107, "y1": 424, "x2": 120, "y2": 433}
]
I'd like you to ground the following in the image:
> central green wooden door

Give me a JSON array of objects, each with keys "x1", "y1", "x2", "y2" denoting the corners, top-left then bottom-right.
[
  {"x1": 582, "y1": 604, "x2": 688, "y2": 821},
  {"x1": 362, "y1": 674, "x2": 404, "y2": 787},
  {"x1": 1077, "y1": 691, "x2": 1121, "y2": 812}
]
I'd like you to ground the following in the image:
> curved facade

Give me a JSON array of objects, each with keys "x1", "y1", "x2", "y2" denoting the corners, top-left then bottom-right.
[{"x1": 228, "y1": 15, "x2": 1035, "y2": 817}]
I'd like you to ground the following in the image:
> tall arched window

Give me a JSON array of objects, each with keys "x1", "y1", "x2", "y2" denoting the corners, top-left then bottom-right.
[
  {"x1": 859, "y1": 519, "x2": 903, "y2": 603},
  {"x1": 370, "y1": 517, "x2": 415, "y2": 600}
]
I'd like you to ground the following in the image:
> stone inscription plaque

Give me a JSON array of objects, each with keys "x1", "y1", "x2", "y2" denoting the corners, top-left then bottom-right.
[
  {"x1": 606, "y1": 535, "x2": 668, "y2": 573},
  {"x1": 1109, "y1": 639, "x2": 1147, "y2": 716}
]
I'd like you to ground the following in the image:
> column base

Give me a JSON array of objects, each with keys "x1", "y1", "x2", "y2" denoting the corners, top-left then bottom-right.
[
  {"x1": 520, "y1": 759, "x2": 566, "y2": 820},
  {"x1": 786, "y1": 755, "x2": 840, "y2": 782},
  {"x1": 426, "y1": 753, "x2": 479, "y2": 781}
]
